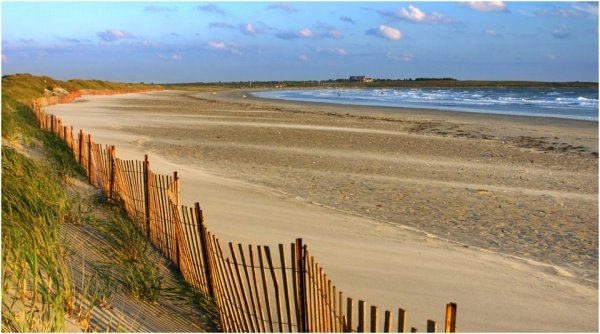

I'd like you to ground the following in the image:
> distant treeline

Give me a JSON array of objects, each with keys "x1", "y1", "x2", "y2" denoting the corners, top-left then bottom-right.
[
  {"x1": 167, "y1": 78, "x2": 597, "y2": 89},
  {"x1": 414, "y1": 77, "x2": 458, "y2": 81}
]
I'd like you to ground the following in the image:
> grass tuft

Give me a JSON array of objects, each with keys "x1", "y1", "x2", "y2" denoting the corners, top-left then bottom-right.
[
  {"x1": 1, "y1": 146, "x2": 74, "y2": 332},
  {"x1": 90, "y1": 205, "x2": 163, "y2": 302}
]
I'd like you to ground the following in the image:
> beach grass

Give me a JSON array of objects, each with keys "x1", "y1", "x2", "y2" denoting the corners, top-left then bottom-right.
[
  {"x1": 1, "y1": 73, "x2": 192, "y2": 331},
  {"x1": 1, "y1": 146, "x2": 73, "y2": 332},
  {"x1": 88, "y1": 196, "x2": 163, "y2": 302}
]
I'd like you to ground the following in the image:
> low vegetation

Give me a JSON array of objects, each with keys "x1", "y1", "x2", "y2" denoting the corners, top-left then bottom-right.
[
  {"x1": 2, "y1": 146, "x2": 73, "y2": 332},
  {"x1": 1, "y1": 74, "x2": 186, "y2": 331},
  {"x1": 89, "y1": 197, "x2": 163, "y2": 302},
  {"x1": 166, "y1": 78, "x2": 598, "y2": 90}
]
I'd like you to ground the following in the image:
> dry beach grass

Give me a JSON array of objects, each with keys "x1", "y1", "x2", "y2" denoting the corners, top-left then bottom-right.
[{"x1": 47, "y1": 89, "x2": 598, "y2": 332}]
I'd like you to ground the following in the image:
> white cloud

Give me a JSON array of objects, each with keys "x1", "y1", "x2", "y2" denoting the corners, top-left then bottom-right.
[
  {"x1": 366, "y1": 25, "x2": 403, "y2": 41},
  {"x1": 459, "y1": 1, "x2": 507, "y2": 12},
  {"x1": 276, "y1": 28, "x2": 315, "y2": 40},
  {"x1": 268, "y1": 4, "x2": 298, "y2": 12},
  {"x1": 97, "y1": 29, "x2": 134, "y2": 42},
  {"x1": 327, "y1": 29, "x2": 343, "y2": 39},
  {"x1": 380, "y1": 25, "x2": 403, "y2": 40},
  {"x1": 198, "y1": 4, "x2": 226, "y2": 16},
  {"x1": 207, "y1": 41, "x2": 240, "y2": 55},
  {"x1": 485, "y1": 29, "x2": 499, "y2": 37},
  {"x1": 145, "y1": 5, "x2": 176, "y2": 12},
  {"x1": 383, "y1": 5, "x2": 454, "y2": 24},
  {"x1": 315, "y1": 47, "x2": 347, "y2": 56},
  {"x1": 399, "y1": 5, "x2": 427, "y2": 22},
  {"x1": 241, "y1": 23, "x2": 256, "y2": 35},
  {"x1": 298, "y1": 28, "x2": 314, "y2": 38},
  {"x1": 1, "y1": 53, "x2": 7, "y2": 63},
  {"x1": 171, "y1": 53, "x2": 182, "y2": 60},
  {"x1": 207, "y1": 41, "x2": 226, "y2": 50},
  {"x1": 572, "y1": 3, "x2": 598, "y2": 16},
  {"x1": 299, "y1": 54, "x2": 309, "y2": 61}
]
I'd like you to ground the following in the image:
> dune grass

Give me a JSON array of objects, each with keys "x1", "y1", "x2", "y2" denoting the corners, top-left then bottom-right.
[
  {"x1": 2, "y1": 73, "x2": 216, "y2": 331},
  {"x1": 89, "y1": 195, "x2": 163, "y2": 302},
  {"x1": 1, "y1": 146, "x2": 73, "y2": 332}
]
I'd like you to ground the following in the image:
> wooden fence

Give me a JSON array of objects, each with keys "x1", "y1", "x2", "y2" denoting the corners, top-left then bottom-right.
[{"x1": 31, "y1": 91, "x2": 458, "y2": 333}]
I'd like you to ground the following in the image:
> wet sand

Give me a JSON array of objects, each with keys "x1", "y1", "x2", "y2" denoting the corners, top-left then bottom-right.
[{"x1": 47, "y1": 90, "x2": 598, "y2": 332}]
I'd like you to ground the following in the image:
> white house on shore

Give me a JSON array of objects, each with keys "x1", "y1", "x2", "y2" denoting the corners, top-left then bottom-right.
[{"x1": 349, "y1": 76, "x2": 374, "y2": 83}]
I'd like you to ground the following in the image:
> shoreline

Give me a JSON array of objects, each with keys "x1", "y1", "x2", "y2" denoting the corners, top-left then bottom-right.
[
  {"x1": 46, "y1": 90, "x2": 598, "y2": 331},
  {"x1": 249, "y1": 88, "x2": 599, "y2": 122},
  {"x1": 231, "y1": 88, "x2": 599, "y2": 126},
  {"x1": 197, "y1": 89, "x2": 599, "y2": 154}
]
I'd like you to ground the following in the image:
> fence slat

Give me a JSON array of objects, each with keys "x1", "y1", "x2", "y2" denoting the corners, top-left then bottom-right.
[
  {"x1": 237, "y1": 244, "x2": 261, "y2": 332},
  {"x1": 346, "y1": 297, "x2": 354, "y2": 333},
  {"x1": 264, "y1": 246, "x2": 284, "y2": 333},
  {"x1": 212, "y1": 237, "x2": 241, "y2": 332},
  {"x1": 427, "y1": 320, "x2": 436, "y2": 333},
  {"x1": 398, "y1": 308, "x2": 407, "y2": 333},
  {"x1": 358, "y1": 300, "x2": 366, "y2": 333},
  {"x1": 226, "y1": 257, "x2": 250, "y2": 332},
  {"x1": 228, "y1": 243, "x2": 255, "y2": 332},
  {"x1": 371, "y1": 306, "x2": 379, "y2": 333},
  {"x1": 308, "y1": 254, "x2": 317, "y2": 332},
  {"x1": 143, "y1": 154, "x2": 151, "y2": 239},
  {"x1": 249, "y1": 245, "x2": 267, "y2": 332},
  {"x1": 338, "y1": 290, "x2": 344, "y2": 332},
  {"x1": 258, "y1": 246, "x2": 274, "y2": 332},
  {"x1": 291, "y1": 243, "x2": 301, "y2": 332},
  {"x1": 278, "y1": 244, "x2": 293, "y2": 333},
  {"x1": 197, "y1": 204, "x2": 215, "y2": 297},
  {"x1": 384, "y1": 310, "x2": 392, "y2": 333},
  {"x1": 215, "y1": 238, "x2": 244, "y2": 331},
  {"x1": 444, "y1": 303, "x2": 457, "y2": 333},
  {"x1": 327, "y1": 279, "x2": 334, "y2": 332}
]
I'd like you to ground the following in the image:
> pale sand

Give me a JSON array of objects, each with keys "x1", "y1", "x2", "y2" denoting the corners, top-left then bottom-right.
[{"x1": 47, "y1": 90, "x2": 598, "y2": 332}]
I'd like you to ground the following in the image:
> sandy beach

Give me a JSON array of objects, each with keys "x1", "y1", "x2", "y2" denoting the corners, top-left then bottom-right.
[{"x1": 47, "y1": 89, "x2": 598, "y2": 332}]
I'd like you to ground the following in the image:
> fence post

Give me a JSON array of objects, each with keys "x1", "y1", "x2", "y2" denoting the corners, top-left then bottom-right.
[
  {"x1": 358, "y1": 300, "x2": 366, "y2": 332},
  {"x1": 398, "y1": 308, "x2": 407, "y2": 333},
  {"x1": 195, "y1": 202, "x2": 215, "y2": 298},
  {"x1": 427, "y1": 320, "x2": 436, "y2": 333},
  {"x1": 50, "y1": 114, "x2": 54, "y2": 134},
  {"x1": 173, "y1": 171, "x2": 180, "y2": 267},
  {"x1": 371, "y1": 306, "x2": 379, "y2": 333},
  {"x1": 87, "y1": 134, "x2": 93, "y2": 184},
  {"x1": 109, "y1": 146, "x2": 116, "y2": 200},
  {"x1": 295, "y1": 238, "x2": 309, "y2": 332},
  {"x1": 143, "y1": 154, "x2": 151, "y2": 240},
  {"x1": 444, "y1": 303, "x2": 457, "y2": 333},
  {"x1": 78, "y1": 130, "x2": 83, "y2": 165}
]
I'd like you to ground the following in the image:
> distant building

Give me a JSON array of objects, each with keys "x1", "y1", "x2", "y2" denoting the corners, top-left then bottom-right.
[{"x1": 349, "y1": 76, "x2": 373, "y2": 83}]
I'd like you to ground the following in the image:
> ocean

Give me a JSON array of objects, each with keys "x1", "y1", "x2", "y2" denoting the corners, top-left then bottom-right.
[{"x1": 253, "y1": 87, "x2": 599, "y2": 121}]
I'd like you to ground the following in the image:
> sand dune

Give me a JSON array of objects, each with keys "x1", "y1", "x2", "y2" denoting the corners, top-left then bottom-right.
[{"x1": 47, "y1": 90, "x2": 598, "y2": 332}]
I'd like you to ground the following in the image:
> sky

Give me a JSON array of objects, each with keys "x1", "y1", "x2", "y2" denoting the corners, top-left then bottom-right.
[{"x1": 1, "y1": 1, "x2": 598, "y2": 83}]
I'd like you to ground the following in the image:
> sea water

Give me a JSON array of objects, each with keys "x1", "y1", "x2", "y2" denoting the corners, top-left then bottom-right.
[{"x1": 253, "y1": 88, "x2": 599, "y2": 121}]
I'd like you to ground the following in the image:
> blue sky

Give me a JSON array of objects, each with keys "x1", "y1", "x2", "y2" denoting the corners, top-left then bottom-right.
[{"x1": 2, "y1": 1, "x2": 598, "y2": 83}]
